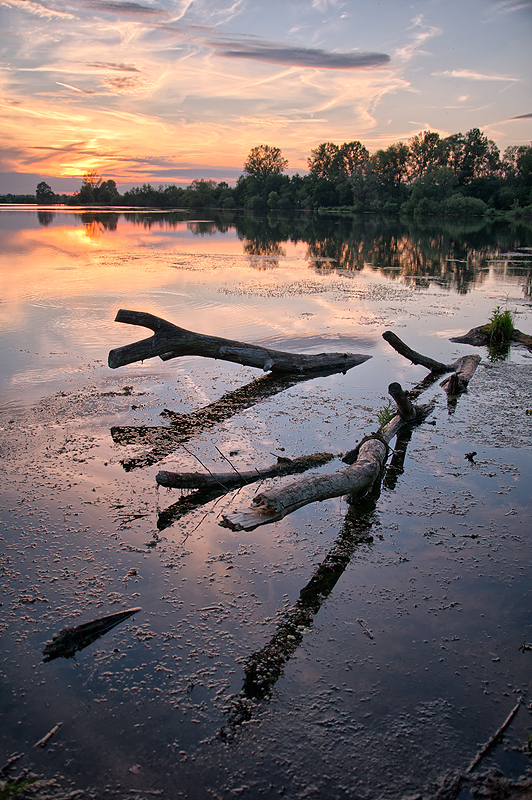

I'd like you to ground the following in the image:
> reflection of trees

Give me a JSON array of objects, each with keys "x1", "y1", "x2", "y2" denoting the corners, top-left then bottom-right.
[
  {"x1": 37, "y1": 211, "x2": 55, "y2": 226},
  {"x1": 187, "y1": 221, "x2": 218, "y2": 236},
  {"x1": 80, "y1": 212, "x2": 119, "y2": 232},
  {"x1": 66, "y1": 208, "x2": 531, "y2": 295}
]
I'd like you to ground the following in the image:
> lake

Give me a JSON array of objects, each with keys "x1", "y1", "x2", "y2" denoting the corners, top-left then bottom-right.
[{"x1": 1, "y1": 207, "x2": 531, "y2": 799}]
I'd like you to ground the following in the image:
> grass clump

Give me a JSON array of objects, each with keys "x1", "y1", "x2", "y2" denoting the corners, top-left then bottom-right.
[
  {"x1": 486, "y1": 305, "x2": 514, "y2": 344},
  {"x1": 377, "y1": 399, "x2": 396, "y2": 432}
]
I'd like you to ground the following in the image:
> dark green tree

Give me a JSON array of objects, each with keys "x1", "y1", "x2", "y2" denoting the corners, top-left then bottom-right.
[
  {"x1": 338, "y1": 141, "x2": 369, "y2": 175},
  {"x1": 243, "y1": 145, "x2": 288, "y2": 180},
  {"x1": 308, "y1": 142, "x2": 341, "y2": 179},
  {"x1": 408, "y1": 131, "x2": 445, "y2": 179},
  {"x1": 36, "y1": 181, "x2": 55, "y2": 204}
]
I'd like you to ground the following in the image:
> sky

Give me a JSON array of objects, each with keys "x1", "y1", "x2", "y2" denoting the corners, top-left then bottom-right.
[{"x1": 0, "y1": 0, "x2": 531, "y2": 194}]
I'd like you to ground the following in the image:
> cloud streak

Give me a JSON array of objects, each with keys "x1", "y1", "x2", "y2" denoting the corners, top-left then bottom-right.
[
  {"x1": 211, "y1": 40, "x2": 391, "y2": 70},
  {"x1": 434, "y1": 69, "x2": 520, "y2": 82}
]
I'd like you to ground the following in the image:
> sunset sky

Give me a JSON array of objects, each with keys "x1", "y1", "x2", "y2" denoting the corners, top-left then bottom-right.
[{"x1": 1, "y1": 0, "x2": 531, "y2": 194}]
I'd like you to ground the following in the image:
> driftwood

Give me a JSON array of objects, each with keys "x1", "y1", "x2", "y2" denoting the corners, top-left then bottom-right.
[
  {"x1": 451, "y1": 324, "x2": 532, "y2": 352},
  {"x1": 156, "y1": 453, "x2": 336, "y2": 531},
  {"x1": 108, "y1": 309, "x2": 371, "y2": 374},
  {"x1": 35, "y1": 723, "x2": 62, "y2": 749},
  {"x1": 156, "y1": 452, "x2": 335, "y2": 491},
  {"x1": 465, "y1": 701, "x2": 521, "y2": 774},
  {"x1": 221, "y1": 382, "x2": 433, "y2": 532},
  {"x1": 42, "y1": 607, "x2": 141, "y2": 661},
  {"x1": 383, "y1": 330, "x2": 481, "y2": 396}
]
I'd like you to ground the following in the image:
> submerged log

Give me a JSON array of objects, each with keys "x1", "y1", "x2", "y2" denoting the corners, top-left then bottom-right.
[
  {"x1": 108, "y1": 309, "x2": 371, "y2": 374},
  {"x1": 221, "y1": 384, "x2": 433, "y2": 532},
  {"x1": 156, "y1": 451, "x2": 335, "y2": 490},
  {"x1": 43, "y1": 607, "x2": 141, "y2": 662}
]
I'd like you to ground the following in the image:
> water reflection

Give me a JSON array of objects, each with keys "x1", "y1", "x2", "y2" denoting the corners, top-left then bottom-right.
[
  {"x1": 37, "y1": 210, "x2": 55, "y2": 226},
  {"x1": 22, "y1": 209, "x2": 532, "y2": 297}
]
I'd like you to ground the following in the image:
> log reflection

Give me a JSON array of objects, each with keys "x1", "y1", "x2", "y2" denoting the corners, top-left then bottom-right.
[
  {"x1": 111, "y1": 368, "x2": 344, "y2": 470},
  {"x1": 221, "y1": 486, "x2": 381, "y2": 736}
]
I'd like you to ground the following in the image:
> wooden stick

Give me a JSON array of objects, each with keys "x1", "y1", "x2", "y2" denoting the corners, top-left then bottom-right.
[
  {"x1": 382, "y1": 331, "x2": 481, "y2": 396},
  {"x1": 109, "y1": 309, "x2": 371, "y2": 374},
  {"x1": 42, "y1": 607, "x2": 141, "y2": 661},
  {"x1": 440, "y1": 354, "x2": 481, "y2": 396},
  {"x1": 465, "y1": 701, "x2": 521, "y2": 774},
  {"x1": 451, "y1": 325, "x2": 532, "y2": 352},
  {"x1": 35, "y1": 722, "x2": 62, "y2": 748}
]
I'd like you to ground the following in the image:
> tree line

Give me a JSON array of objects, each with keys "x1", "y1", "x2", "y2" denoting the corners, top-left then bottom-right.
[{"x1": 2, "y1": 130, "x2": 532, "y2": 217}]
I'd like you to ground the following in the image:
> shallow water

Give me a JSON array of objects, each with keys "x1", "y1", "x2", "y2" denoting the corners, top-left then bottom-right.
[{"x1": 1, "y1": 207, "x2": 531, "y2": 798}]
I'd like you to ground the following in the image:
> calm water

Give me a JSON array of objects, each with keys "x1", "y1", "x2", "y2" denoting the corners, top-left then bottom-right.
[{"x1": 1, "y1": 207, "x2": 531, "y2": 798}]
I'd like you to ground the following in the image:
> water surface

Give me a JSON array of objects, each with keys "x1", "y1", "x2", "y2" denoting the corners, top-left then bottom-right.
[{"x1": 1, "y1": 208, "x2": 531, "y2": 798}]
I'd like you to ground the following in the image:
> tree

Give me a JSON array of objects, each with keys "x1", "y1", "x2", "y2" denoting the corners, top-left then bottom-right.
[
  {"x1": 308, "y1": 141, "x2": 368, "y2": 180},
  {"x1": 442, "y1": 129, "x2": 500, "y2": 185},
  {"x1": 338, "y1": 141, "x2": 369, "y2": 176},
  {"x1": 369, "y1": 142, "x2": 410, "y2": 199},
  {"x1": 243, "y1": 145, "x2": 288, "y2": 180},
  {"x1": 408, "y1": 131, "x2": 444, "y2": 179},
  {"x1": 97, "y1": 179, "x2": 119, "y2": 204},
  {"x1": 81, "y1": 170, "x2": 103, "y2": 189},
  {"x1": 308, "y1": 142, "x2": 341, "y2": 179},
  {"x1": 36, "y1": 181, "x2": 55, "y2": 204}
]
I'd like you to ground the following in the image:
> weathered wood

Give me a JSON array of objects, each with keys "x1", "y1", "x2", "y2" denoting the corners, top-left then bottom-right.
[
  {"x1": 440, "y1": 354, "x2": 481, "y2": 395},
  {"x1": 42, "y1": 607, "x2": 141, "y2": 661},
  {"x1": 109, "y1": 309, "x2": 371, "y2": 374},
  {"x1": 451, "y1": 324, "x2": 532, "y2": 352},
  {"x1": 465, "y1": 701, "x2": 521, "y2": 774},
  {"x1": 383, "y1": 331, "x2": 481, "y2": 396},
  {"x1": 382, "y1": 330, "x2": 452, "y2": 373},
  {"x1": 388, "y1": 381, "x2": 418, "y2": 421},
  {"x1": 221, "y1": 385, "x2": 433, "y2": 531},
  {"x1": 512, "y1": 329, "x2": 532, "y2": 350},
  {"x1": 156, "y1": 452, "x2": 335, "y2": 490}
]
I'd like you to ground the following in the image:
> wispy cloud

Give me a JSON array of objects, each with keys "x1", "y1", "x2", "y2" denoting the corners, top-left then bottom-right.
[
  {"x1": 56, "y1": 81, "x2": 96, "y2": 94},
  {"x1": 434, "y1": 69, "x2": 520, "y2": 82},
  {"x1": 510, "y1": 111, "x2": 532, "y2": 119},
  {"x1": 86, "y1": 62, "x2": 141, "y2": 72},
  {"x1": 211, "y1": 39, "x2": 391, "y2": 69},
  {"x1": 1, "y1": 0, "x2": 75, "y2": 19},
  {"x1": 394, "y1": 15, "x2": 442, "y2": 63},
  {"x1": 493, "y1": 0, "x2": 532, "y2": 13}
]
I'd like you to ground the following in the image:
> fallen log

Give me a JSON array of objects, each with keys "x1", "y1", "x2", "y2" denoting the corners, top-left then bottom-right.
[
  {"x1": 156, "y1": 451, "x2": 335, "y2": 491},
  {"x1": 108, "y1": 309, "x2": 371, "y2": 374},
  {"x1": 440, "y1": 354, "x2": 481, "y2": 395},
  {"x1": 221, "y1": 382, "x2": 433, "y2": 532},
  {"x1": 43, "y1": 607, "x2": 141, "y2": 661},
  {"x1": 451, "y1": 324, "x2": 532, "y2": 352},
  {"x1": 383, "y1": 331, "x2": 481, "y2": 396}
]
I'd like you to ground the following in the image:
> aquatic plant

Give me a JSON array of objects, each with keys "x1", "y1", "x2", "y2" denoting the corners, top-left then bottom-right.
[
  {"x1": 377, "y1": 399, "x2": 396, "y2": 432},
  {"x1": 486, "y1": 305, "x2": 514, "y2": 344}
]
